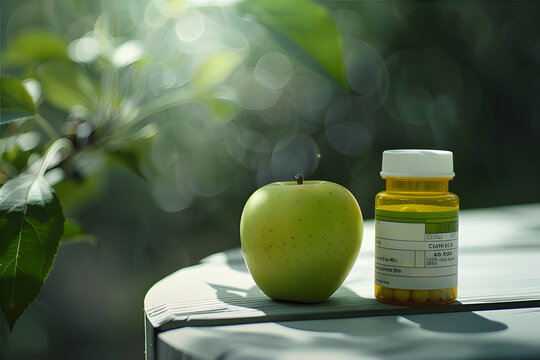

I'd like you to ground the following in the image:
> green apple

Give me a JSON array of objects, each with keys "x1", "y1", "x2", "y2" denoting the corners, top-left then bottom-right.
[{"x1": 240, "y1": 175, "x2": 363, "y2": 303}]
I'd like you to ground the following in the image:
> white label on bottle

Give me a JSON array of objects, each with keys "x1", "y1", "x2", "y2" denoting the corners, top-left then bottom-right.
[{"x1": 374, "y1": 210, "x2": 458, "y2": 290}]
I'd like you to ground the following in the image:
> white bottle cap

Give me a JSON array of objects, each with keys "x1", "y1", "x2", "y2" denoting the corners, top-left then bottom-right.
[{"x1": 380, "y1": 149, "x2": 455, "y2": 178}]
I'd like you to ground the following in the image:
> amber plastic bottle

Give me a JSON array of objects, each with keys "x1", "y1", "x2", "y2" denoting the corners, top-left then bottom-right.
[{"x1": 374, "y1": 150, "x2": 459, "y2": 306}]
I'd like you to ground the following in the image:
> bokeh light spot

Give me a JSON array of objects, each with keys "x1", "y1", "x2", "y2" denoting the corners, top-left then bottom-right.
[
  {"x1": 254, "y1": 53, "x2": 293, "y2": 90},
  {"x1": 325, "y1": 123, "x2": 372, "y2": 156},
  {"x1": 236, "y1": 71, "x2": 280, "y2": 110},
  {"x1": 22, "y1": 79, "x2": 41, "y2": 103},
  {"x1": 224, "y1": 124, "x2": 272, "y2": 169},
  {"x1": 344, "y1": 39, "x2": 388, "y2": 101},
  {"x1": 395, "y1": 85, "x2": 433, "y2": 124},
  {"x1": 144, "y1": 1, "x2": 167, "y2": 28},
  {"x1": 68, "y1": 36, "x2": 100, "y2": 63},
  {"x1": 186, "y1": 149, "x2": 232, "y2": 197},
  {"x1": 15, "y1": 132, "x2": 40, "y2": 151},
  {"x1": 150, "y1": 159, "x2": 194, "y2": 212},
  {"x1": 147, "y1": 63, "x2": 177, "y2": 94},
  {"x1": 154, "y1": 0, "x2": 186, "y2": 18},
  {"x1": 429, "y1": 94, "x2": 457, "y2": 145},
  {"x1": 175, "y1": 9, "x2": 205, "y2": 42},
  {"x1": 113, "y1": 40, "x2": 143, "y2": 67},
  {"x1": 263, "y1": 135, "x2": 320, "y2": 184}
]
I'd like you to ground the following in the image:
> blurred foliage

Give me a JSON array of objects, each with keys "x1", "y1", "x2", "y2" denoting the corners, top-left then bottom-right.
[
  {"x1": 1, "y1": 0, "x2": 540, "y2": 359},
  {"x1": 1, "y1": 0, "x2": 348, "y2": 344}
]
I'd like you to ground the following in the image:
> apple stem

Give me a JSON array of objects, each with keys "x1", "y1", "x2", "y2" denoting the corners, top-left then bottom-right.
[{"x1": 295, "y1": 174, "x2": 304, "y2": 184}]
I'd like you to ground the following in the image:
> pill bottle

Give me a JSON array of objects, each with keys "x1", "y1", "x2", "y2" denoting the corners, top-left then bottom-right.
[{"x1": 374, "y1": 149, "x2": 459, "y2": 306}]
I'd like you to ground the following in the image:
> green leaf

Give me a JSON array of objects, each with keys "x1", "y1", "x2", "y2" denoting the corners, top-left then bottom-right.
[
  {"x1": 61, "y1": 219, "x2": 98, "y2": 246},
  {"x1": 205, "y1": 98, "x2": 237, "y2": 121},
  {"x1": 107, "y1": 149, "x2": 146, "y2": 179},
  {"x1": 0, "y1": 77, "x2": 37, "y2": 125},
  {"x1": 192, "y1": 52, "x2": 242, "y2": 93},
  {"x1": 53, "y1": 173, "x2": 102, "y2": 214},
  {"x1": 105, "y1": 126, "x2": 156, "y2": 178},
  {"x1": 237, "y1": 0, "x2": 348, "y2": 87},
  {"x1": 36, "y1": 62, "x2": 98, "y2": 112},
  {"x1": 0, "y1": 174, "x2": 64, "y2": 330},
  {"x1": 61, "y1": 219, "x2": 86, "y2": 240},
  {"x1": 2, "y1": 28, "x2": 69, "y2": 67}
]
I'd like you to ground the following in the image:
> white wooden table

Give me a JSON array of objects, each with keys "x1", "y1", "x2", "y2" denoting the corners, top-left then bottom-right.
[{"x1": 144, "y1": 204, "x2": 540, "y2": 360}]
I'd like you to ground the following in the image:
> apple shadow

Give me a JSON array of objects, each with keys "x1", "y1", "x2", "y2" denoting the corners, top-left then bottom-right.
[
  {"x1": 207, "y1": 246, "x2": 383, "y2": 327},
  {"x1": 208, "y1": 281, "x2": 379, "y2": 323},
  {"x1": 209, "y1": 282, "x2": 365, "y2": 305},
  {"x1": 208, "y1": 282, "x2": 267, "y2": 303}
]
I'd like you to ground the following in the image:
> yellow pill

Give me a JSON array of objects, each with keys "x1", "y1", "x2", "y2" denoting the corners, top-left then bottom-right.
[
  {"x1": 394, "y1": 289, "x2": 411, "y2": 302},
  {"x1": 428, "y1": 289, "x2": 443, "y2": 302},
  {"x1": 442, "y1": 288, "x2": 453, "y2": 301},
  {"x1": 381, "y1": 287, "x2": 394, "y2": 300},
  {"x1": 412, "y1": 290, "x2": 429, "y2": 303}
]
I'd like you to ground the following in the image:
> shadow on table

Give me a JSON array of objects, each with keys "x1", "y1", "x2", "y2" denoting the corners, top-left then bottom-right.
[
  {"x1": 209, "y1": 282, "x2": 368, "y2": 311},
  {"x1": 208, "y1": 281, "x2": 389, "y2": 329},
  {"x1": 208, "y1": 282, "x2": 267, "y2": 303},
  {"x1": 281, "y1": 312, "x2": 409, "y2": 337},
  {"x1": 403, "y1": 311, "x2": 507, "y2": 333},
  {"x1": 281, "y1": 302, "x2": 507, "y2": 336},
  {"x1": 272, "y1": 311, "x2": 516, "y2": 360}
]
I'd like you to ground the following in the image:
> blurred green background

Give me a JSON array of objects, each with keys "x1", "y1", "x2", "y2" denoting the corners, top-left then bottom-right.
[{"x1": 1, "y1": 0, "x2": 539, "y2": 358}]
